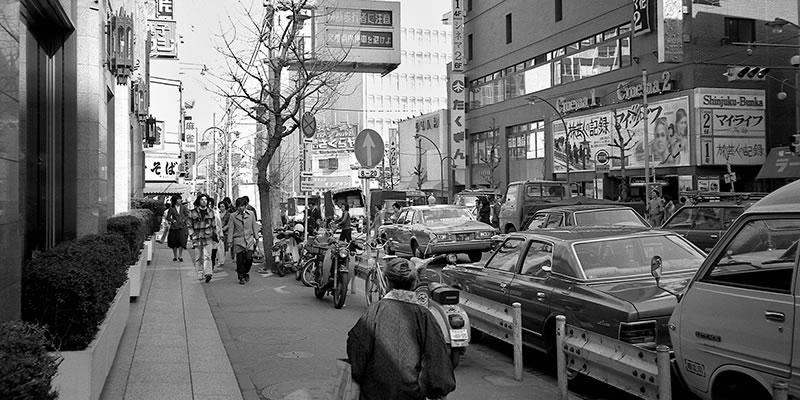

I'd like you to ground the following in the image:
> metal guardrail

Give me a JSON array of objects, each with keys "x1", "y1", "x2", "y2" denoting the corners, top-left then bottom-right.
[
  {"x1": 555, "y1": 315, "x2": 671, "y2": 400},
  {"x1": 459, "y1": 291, "x2": 523, "y2": 381}
]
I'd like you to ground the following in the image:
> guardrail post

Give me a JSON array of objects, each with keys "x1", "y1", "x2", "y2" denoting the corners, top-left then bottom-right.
[
  {"x1": 773, "y1": 381, "x2": 789, "y2": 400},
  {"x1": 656, "y1": 345, "x2": 672, "y2": 400},
  {"x1": 512, "y1": 302, "x2": 523, "y2": 381},
  {"x1": 556, "y1": 315, "x2": 568, "y2": 400}
]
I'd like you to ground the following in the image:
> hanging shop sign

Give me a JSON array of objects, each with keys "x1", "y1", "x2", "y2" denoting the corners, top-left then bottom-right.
[
  {"x1": 694, "y1": 88, "x2": 766, "y2": 166},
  {"x1": 148, "y1": 19, "x2": 177, "y2": 58},
  {"x1": 145, "y1": 155, "x2": 180, "y2": 181},
  {"x1": 633, "y1": 0, "x2": 652, "y2": 36},
  {"x1": 415, "y1": 115, "x2": 440, "y2": 133},
  {"x1": 616, "y1": 71, "x2": 674, "y2": 101},
  {"x1": 657, "y1": 0, "x2": 684, "y2": 63},
  {"x1": 451, "y1": 0, "x2": 465, "y2": 72},
  {"x1": 556, "y1": 89, "x2": 599, "y2": 114}
]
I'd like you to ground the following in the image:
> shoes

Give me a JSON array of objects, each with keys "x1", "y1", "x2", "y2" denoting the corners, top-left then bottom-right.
[
  {"x1": 173, "y1": 257, "x2": 178, "y2": 261},
  {"x1": 197, "y1": 272, "x2": 204, "y2": 280},
  {"x1": 205, "y1": 274, "x2": 212, "y2": 283},
  {"x1": 239, "y1": 278, "x2": 245, "y2": 285},
  {"x1": 179, "y1": 258, "x2": 184, "y2": 262},
  {"x1": 245, "y1": 273, "x2": 250, "y2": 282}
]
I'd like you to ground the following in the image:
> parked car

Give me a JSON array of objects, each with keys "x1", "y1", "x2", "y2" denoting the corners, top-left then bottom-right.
[
  {"x1": 440, "y1": 227, "x2": 706, "y2": 358},
  {"x1": 661, "y1": 203, "x2": 747, "y2": 252},
  {"x1": 665, "y1": 181, "x2": 800, "y2": 400},
  {"x1": 377, "y1": 205, "x2": 496, "y2": 262},
  {"x1": 524, "y1": 204, "x2": 649, "y2": 230},
  {"x1": 454, "y1": 189, "x2": 501, "y2": 216}
]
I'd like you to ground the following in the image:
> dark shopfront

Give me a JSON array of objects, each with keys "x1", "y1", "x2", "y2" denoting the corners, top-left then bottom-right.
[{"x1": 551, "y1": 84, "x2": 769, "y2": 202}]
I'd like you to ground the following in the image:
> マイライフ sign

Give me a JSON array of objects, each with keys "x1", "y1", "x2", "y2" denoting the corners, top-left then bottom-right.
[{"x1": 694, "y1": 88, "x2": 766, "y2": 166}]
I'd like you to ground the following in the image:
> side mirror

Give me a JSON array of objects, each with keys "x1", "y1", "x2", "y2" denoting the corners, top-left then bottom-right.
[
  {"x1": 650, "y1": 255, "x2": 663, "y2": 281},
  {"x1": 541, "y1": 264, "x2": 552, "y2": 273}
]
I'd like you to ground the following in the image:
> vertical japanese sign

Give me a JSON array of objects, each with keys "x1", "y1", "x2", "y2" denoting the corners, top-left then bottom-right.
[
  {"x1": 657, "y1": 0, "x2": 684, "y2": 63},
  {"x1": 449, "y1": 69, "x2": 466, "y2": 169},
  {"x1": 180, "y1": 152, "x2": 195, "y2": 180},
  {"x1": 148, "y1": 20, "x2": 177, "y2": 58},
  {"x1": 451, "y1": 0, "x2": 464, "y2": 72},
  {"x1": 145, "y1": 155, "x2": 180, "y2": 181},
  {"x1": 633, "y1": 0, "x2": 652, "y2": 36},
  {"x1": 694, "y1": 88, "x2": 766, "y2": 166},
  {"x1": 156, "y1": 0, "x2": 173, "y2": 19}
]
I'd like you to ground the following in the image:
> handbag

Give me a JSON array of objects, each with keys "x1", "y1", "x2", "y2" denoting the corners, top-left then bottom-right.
[{"x1": 331, "y1": 359, "x2": 360, "y2": 400}]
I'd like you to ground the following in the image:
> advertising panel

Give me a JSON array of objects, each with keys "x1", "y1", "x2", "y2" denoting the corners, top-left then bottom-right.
[
  {"x1": 451, "y1": 0, "x2": 464, "y2": 72},
  {"x1": 314, "y1": 0, "x2": 400, "y2": 73},
  {"x1": 449, "y1": 70, "x2": 466, "y2": 169},
  {"x1": 657, "y1": 0, "x2": 683, "y2": 63},
  {"x1": 694, "y1": 88, "x2": 766, "y2": 166},
  {"x1": 155, "y1": 0, "x2": 173, "y2": 19},
  {"x1": 312, "y1": 123, "x2": 358, "y2": 153},
  {"x1": 148, "y1": 20, "x2": 177, "y2": 58},
  {"x1": 553, "y1": 96, "x2": 691, "y2": 173},
  {"x1": 146, "y1": 155, "x2": 180, "y2": 181}
]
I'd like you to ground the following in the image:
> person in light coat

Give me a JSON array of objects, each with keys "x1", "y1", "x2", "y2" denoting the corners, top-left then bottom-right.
[{"x1": 227, "y1": 197, "x2": 260, "y2": 285}]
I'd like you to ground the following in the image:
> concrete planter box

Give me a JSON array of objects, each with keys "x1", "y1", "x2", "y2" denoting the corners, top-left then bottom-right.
[
  {"x1": 128, "y1": 250, "x2": 146, "y2": 298},
  {"x1": 52, "y1": 279, "x2": 130, "y2": 400},
  {"x1": 144, "y1": 238, "x2": 154, "y2": 264}
]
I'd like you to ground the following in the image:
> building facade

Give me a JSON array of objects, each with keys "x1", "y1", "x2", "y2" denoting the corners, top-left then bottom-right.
[
  {"x1": 0, "y1": 0, "x2": 151, "y2": 321},
  {"x1": 463, "y1": 0, "x2": 799, "y2": 202}
]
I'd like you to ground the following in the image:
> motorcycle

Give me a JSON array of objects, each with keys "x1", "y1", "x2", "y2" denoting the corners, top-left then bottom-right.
[
  {"x1": 300, "y1": 236, "x2": 327, "y2": 287},
  {"x1": 410, "y1": 254, "x2": 471, "y2": 368},
  {"x1": 311, "y1": 238, "x2": 351, "y2": 309},
  {"x1": 271, "y1": 225, "x2": 305, "y2": 277}
]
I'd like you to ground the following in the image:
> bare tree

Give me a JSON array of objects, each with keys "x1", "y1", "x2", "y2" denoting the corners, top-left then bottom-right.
[
  {"x1": 213, "y1": 1, "x2": 353, "y2": 268},
  {"x1": 477, "y1": 137, "x2": 503, "y2": 190},
  {"x1": 608, "y1": 108, "x2": 639, "y2": 201}
]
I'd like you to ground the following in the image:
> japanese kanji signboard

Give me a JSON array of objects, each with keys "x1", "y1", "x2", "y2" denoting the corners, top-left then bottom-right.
[
  {"x1": 694, "y1": 88, "x2": 766, "y2": 166},
  {"x1": 145, "y1": 155, "x2": 180, "y2": 181},
  {"x1": 449, "y1": 68, "x2": 466, "y2": 169}
]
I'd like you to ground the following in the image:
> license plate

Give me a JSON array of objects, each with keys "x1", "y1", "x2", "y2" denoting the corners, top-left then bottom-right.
[
  {"x1": 450, "y1": 328, "x2": 468, "y2": 340},
  {"x1": 456, "y1": 234, "x2": 471, "y2": 241}
]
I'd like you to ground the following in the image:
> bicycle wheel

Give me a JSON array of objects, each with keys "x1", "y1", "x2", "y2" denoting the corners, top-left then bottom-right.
[
  {"x1": 364, "y1": 270, "x2": 384, "y2": 306},
  {"x1": 333, "y1": 272, "x2": 348, "y2": 309},
  {"x1": 300, "y1": 259, "x2": 316, "y2": 287}
]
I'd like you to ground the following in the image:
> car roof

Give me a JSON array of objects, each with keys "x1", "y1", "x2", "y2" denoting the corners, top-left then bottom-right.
[
  {"x1": 677, "y1": 202, "x2": 744, "y2": 209},
  {"x1": 745, "y1": 180, "x2": 800, "y2": 214},
  {"x1": 535, "y1": 205, "x2": 635, "y2": 213},
  {"x1": 403, "y1": 205, "x2": 468, "y2": 211},
  {"x1": 509, "y1": 226, "x2": 663, "y2": 242}
]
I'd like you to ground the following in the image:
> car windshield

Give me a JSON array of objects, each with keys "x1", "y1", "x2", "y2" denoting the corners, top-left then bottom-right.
[
  {"x1": 422, "y1": 208, "x2": 473, "y2": 224},
  {"x1": 574, "y1": 209, "x2": 647, "y2": 227},
  {"x1": 574, "y1": 234, "x2": 705, "y2": 280}
]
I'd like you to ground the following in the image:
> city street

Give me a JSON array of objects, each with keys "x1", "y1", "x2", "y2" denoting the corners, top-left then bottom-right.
[{"x1": 202, "y1": 255, "x2": 646, "y2": 400}]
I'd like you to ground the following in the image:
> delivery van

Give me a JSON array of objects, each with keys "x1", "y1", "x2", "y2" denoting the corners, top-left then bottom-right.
[{"x1": 664, "y1": 179, "x2": 800, "y2": 400}]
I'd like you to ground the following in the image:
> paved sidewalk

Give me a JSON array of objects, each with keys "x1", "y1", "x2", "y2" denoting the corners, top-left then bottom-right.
[{"x1": 99, "y1": 242, "x2": 243, "y2": 400}]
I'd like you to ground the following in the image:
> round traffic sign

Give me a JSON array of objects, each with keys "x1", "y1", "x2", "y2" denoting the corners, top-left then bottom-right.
[
  {"x1": 595, "y1": 149, "x2": 609, "y2": 164},
  {"x1": 354, "y1": 129, "x2": 384, "y2": 168},
  {"x1": 301, "y1": 112, "x2": 316, "y2": 138}
]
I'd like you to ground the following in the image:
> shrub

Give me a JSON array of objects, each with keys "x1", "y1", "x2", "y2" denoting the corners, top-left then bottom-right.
[
  {"x1": 0, "y1": 320, "x2": 60, "y2": 400},
  {"x1": 107, "y1": 212, "x2": 148, "y2": 262},
  {"x1": 132, "y1": 198, "x2": 166, "y2": 234},
  {"x1": 22, "y1": 234, "x2": 130, "y2": 351}
]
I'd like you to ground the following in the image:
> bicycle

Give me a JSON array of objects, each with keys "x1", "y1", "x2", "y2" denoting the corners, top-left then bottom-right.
[{"x1": 364, "y1": 237, "x2": 394, "y2": 306}]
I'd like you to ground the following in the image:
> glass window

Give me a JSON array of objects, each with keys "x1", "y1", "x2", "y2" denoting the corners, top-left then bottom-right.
[
  {"x1": 525, "y1": 213, "x2": 548, "y2": 230},
  {"x1": 504, "y1": 184, "x2": 520, "y2": 205},
  {"x1": 520, "y1": 240, "x2": 554, "y2": 277},
  {"x1": 723, "y1": 208, "x2": 744, "y2": 229},
  {"x1": 486, "y1": 237, "x2": 526, "y2": 272},
  {"x1": 422, "y1": 208, "x2": 472, "y2": 224},
  {"x1": 575, "y1": 234, "x2": 705, "y2": 279},
  {"x1": 693, "y1": 208, "x2": 723, "y2": 230},
  {"x1": 574, "y1": 209, "x2": 647, "y2": 227},
  {"x1": 545, "y1": 213, "x2": 563, "y2": 228},
  {"x1": 701, "y1": 218, "x2": 800, "y2": 293},
  {"x1": 725, "y1": 17, "x2": 755, "y2": 43}
]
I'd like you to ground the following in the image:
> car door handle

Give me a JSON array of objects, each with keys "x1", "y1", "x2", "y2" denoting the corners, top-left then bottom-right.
[
  {"x1": 536, "y1": 292, "x2": 546, "y2": 301},
  {"x1": 710, "y1": 234, "x2": 719, "y2": 239},
  {"x1": 499, "y1": 282, "x2": 508, "y2": 289},
  {"x1": 766, "y1": 311, "x2": 785, "y2": 323}
]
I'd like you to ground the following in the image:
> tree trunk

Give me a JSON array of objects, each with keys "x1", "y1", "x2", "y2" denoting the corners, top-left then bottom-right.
[{"x1": 256, "y1": 134, "x2": 282, "y2": 272}]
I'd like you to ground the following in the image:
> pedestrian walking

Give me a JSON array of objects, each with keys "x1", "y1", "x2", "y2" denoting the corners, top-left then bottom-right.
[
  {"x1": 210, "y1": 197, "x2": 225, "y2": 270},
  {"x1": 218, "y1": 200, "x2": 231, "y2": 265},
  {"x1": 333, "y1": 202, "x2": 352, "y2": 242},
  {"x1": 308, "y1": 201, "x2": 322, "y2": 236},
  {"x1": 647, "y1": 189, "x2": 665, "y2": 227},
  {"x1": 347, "y1": 257, "x2": 456, "y2": 400},
  {"x1": 243, "y1": 195, "x2": 258, "y2": 220},
  {"x1": 187, "y1": 193, "x2": 218, "y2": 283},
  {"x1": 427, "y1": 194, "x2": 437, "y2": 205},
  {"x1": 157, "y1": 199, "x2": 171, "y2": 243},
  {"x1": 477, "y1": 196, "x2": 491, "y2": 225},
  {"x1": 228, "y1": 197, "x2": 260, "y2": 285},
  {"x1": 371, "y1": 203, "x2": 384, "y2": 237},
  {"x1": 166, "y1": 195, "x2": 190, "y2": 262},
  {"x1": 663, "y1": 194, "x2": 676, "y2": 222},
  {"x1": 390, "y1": 202, "x2": 402, "y2": 223}
]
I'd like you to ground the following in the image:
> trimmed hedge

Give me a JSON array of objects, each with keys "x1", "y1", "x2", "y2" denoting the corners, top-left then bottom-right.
[
  {"x1": 22, "y1": 234, "x2": 130, "y2": 351},
  {"x1": 132, "y1": 197, "x2": 166, "y2": 235},
  {"x1": 107, "y1": 211, "x2": 149, "y2": 265},
  {"x1": 0, "y1": 320, "x2": 60, "y2": 400}
]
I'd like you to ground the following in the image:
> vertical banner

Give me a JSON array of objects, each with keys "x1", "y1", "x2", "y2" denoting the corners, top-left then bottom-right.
[
  {"x1": 451, "y1": 0, "x2": 464, "y2": 72},
  {"x1": 449, "y1": 69, "x2": 466, "y2": 169},
  {"x1": 633, "y1": 0, "x2": 652, "y2": 36},
  {"x1": 657, "y1": 0, "x2": 684, "y2": 63}
]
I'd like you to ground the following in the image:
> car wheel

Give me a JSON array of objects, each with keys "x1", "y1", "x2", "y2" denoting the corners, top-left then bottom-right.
[
  {"x1": 383, "y1": 236, "x2": 395, "y2": 255},
  {"x1": 505, "y1": 225, "x2": 517, "y2": 234},
  {"x1": 712, "y1": 373, "x2": 770, "y2": 400},
  {"x1": 467, "y1": 251, "x2": 482, "y2": 262},
  {"x1": 412, "y1": 242, "x2": 425, "y2": 258}
]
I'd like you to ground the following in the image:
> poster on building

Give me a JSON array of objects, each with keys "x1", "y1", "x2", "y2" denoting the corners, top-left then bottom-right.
[
  {"x1": 449, "y1": 70, "x2": 466, "y2": 169},
  {"x1": 145, "y1": 155, "x2": 180, "y2": 181},
  {"x1": 148, "y1": 20, "x2": 177, "y2": 58},
  {"x1": 657, "y1": 0, "x2": 683, "y2": 63},
  {"x1": 553, "y1": 111, "x2": 613, "y2": 173},
  {"x1": 694, "y1": 88, "x2": 766, "y2": 166},
  {"x1": 620, "y1": 96, "x2": 691, "y2": 169},
  {"x1": 678, "y1": 175, "x2": 693, "y2": 193},
  {"x1": 312, "y1": 123, "x2": 357, "y2": 153}
]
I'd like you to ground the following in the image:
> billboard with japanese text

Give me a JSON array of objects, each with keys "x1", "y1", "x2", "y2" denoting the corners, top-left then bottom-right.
[
  {"x1": 312, "y1": 123, "x2": 358, "y2": 153},
  {"x1": 148, "y1": 19, "x2": 177, "y2": 58},
  {"x1": 694, "y1": 88, "x2": 766, "y2": 166},
  {"x1": 554, "y1": 96, "x2": 691, "y2": 172},
  {"x1": 146, "y1": 155, "x2": 180, "y2": 181}
]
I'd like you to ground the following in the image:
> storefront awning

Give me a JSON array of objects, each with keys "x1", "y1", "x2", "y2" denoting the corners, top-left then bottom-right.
[
  {"x1": 143, "y1": 182, "x2": 192, "y2": 195},
  {"x1": 756, "y1": 147, "x2": 800, "y2": 180}
]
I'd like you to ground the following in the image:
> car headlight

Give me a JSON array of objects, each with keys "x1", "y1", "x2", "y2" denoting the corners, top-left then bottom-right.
[{"x1": 477, "y1": 231, "x2": 493, "y2": 238}]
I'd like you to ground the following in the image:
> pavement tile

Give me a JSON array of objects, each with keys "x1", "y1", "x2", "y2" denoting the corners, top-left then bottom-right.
[
  {"x1": 194, "y1": 395, "x2": 243, "y2": 400},
  {"x1": 187, "y1": 353, "x2": 237, "y2": 373},
  {"x1": 132, "y1": 345, "x2": 188, "y2": 363},
  {"x1": 124, "y1": 382, "x2": 192, "y2": 400},
  {"x1": 191, "y1": 372, "x2": 241, "y2": 396},
  {"x1": 136, "y1": 332, "x2": 188, "y2": 348},
  {"x1": 128, "y1": 362, "x2": 191, "y2": 384}
]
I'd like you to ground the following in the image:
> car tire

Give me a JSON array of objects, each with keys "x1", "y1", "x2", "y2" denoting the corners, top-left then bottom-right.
[
  {"x1": 712, "y1": 374, "x2": 770, "y2": 400},
  {"x1": 384, "y1": 236, "x2": 395, "y2": 255},
  {"x1": 412, "y1": 242, "x2": 425, "y2": 258},
  {"x1": 505, "y1": 225, "x2": 517, "y2": 234},
  {"x1": 467, "y1": 251, "x2": 482, "y2": 262}
]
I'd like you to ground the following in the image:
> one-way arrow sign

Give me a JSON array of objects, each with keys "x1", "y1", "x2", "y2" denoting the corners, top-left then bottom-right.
[{"x1": 354, "y1": 129, "x2": 384, "y2": 168}]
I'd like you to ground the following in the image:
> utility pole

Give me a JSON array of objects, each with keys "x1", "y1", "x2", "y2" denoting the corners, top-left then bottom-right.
[{"x1": 642, "y1": 70, "x2": 651, "y2": 203}]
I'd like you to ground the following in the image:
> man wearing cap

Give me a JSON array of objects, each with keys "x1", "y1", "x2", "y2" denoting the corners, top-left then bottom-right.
[{"x1": 346, "y1": 258, "x2": 456, "y2": 400}]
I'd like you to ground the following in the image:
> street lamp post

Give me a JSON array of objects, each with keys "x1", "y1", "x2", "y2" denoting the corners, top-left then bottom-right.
[
  {"x1": 527, "y1": 95, "x2": 572, "y2": 196},
  {"x1": 415, "y1": 134, "x2": 446, "y2": 202},
  {"x1": 202, "y1": 124, "x2": 226, "y2": 199},
  {"x1": 767, "y1": 17, "x2": 800, "y2": 152}
]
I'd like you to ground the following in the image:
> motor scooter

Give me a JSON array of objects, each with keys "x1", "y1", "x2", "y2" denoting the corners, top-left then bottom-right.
[
  {"x1": 411, "y1": 254, "x2": 471, "y2": 368},
  {"x1": 272, "y1": 224, "x2": 304, "y2": 277}
]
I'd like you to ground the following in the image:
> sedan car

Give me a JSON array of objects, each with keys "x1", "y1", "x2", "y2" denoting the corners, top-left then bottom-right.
[
  {"x1": 661, "y1": 203, "x2": 746, "y2": 252},
  {"x1": 378, "y1": 205, "x2": 497, "y2": 262},
  {"x1": 440, "y1": 226, "x2": 706, "y2": 357},
  {"x1": 524, "y1": 205, "x2": 649, "y2": 230}
]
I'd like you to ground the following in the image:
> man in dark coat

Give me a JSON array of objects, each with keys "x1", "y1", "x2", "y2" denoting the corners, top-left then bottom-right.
[{"x1": 346, "y1": 258, "x2": 456, "y2": 400}]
